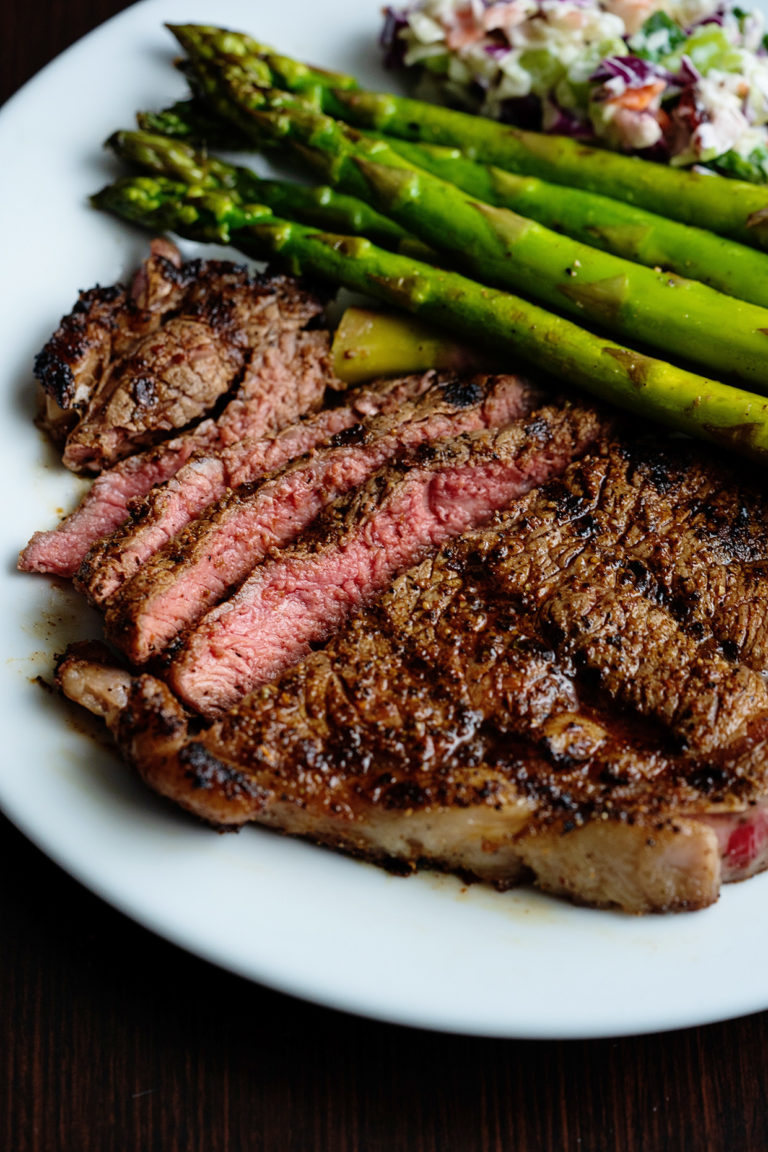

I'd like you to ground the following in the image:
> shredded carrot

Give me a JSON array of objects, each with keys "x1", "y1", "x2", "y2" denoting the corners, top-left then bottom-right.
[{"x1": 606, "y1": 79, "x2": 666, "y2": 112}]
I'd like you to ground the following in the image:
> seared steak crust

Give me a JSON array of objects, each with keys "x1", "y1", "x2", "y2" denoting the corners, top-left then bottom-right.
[
  {"x1": 20, "y1": 273, "x2": 337, "y2": 579},
  {"x1": 35, "y1": 283, "x2": 132, "y2": 444},
  {"x1": 35, "y1": 239, "x2": 329, "y2": 474},
  {"x1": 33, "y1": 239, "x2": 186, "y2": 439},
  {"x1": 63, "y1": 313, "x2": 245, "y2": 469},
  {"x1": 481, "y1": 463, "x2": 768, "y2": 758}
]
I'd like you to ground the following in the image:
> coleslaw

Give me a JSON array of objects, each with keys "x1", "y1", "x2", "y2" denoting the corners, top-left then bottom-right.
[{"x1": 381, "y1": 0, "x2": 768, "y2": 178}]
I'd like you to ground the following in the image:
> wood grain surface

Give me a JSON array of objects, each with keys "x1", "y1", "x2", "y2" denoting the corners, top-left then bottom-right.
[{"x1": 2, "y1": 5, "x2": 768, "y2": 1150}]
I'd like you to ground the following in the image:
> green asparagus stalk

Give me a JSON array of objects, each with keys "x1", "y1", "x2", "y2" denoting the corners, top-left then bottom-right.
[
  {"x1": 92, "y1": 173, "x2": 768, "y2": 462},
  {"x1": 110, "y1": 130, "x2": 481, "y2": 379},
  {"x1": 168, "y1": 23, "x2": 358, "y2": 98},
  {"x1": 377, "y1": 138, "x2": 768, "y2": 312},
  {"x1": 107, "y1": 128, "x2": 432, "y2": 259},
  {"x1": 168, "y1": 23, "x2": 768, "y2": 251},
  {"x1": 176, "y1": 58, "x2": 768, "y2": 394},
  {"x1": 138, "y1": 96, "x2": 768, "y2": 311},
  {"x1": 331, "y1": 306, "x2": 489, "y2": 384}
]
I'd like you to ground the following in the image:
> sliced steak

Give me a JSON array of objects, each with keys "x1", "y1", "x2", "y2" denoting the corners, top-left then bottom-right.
[
  {"x1": 34, "y1": 239, "x2": 183, "y2": 446},
  {"x1": 103, "y1": 373, "x2": 538, "y2": 663},
  {"x1": 54, "y1": 425, "x2": 768, "y2": 914},
  {"x1": 168, "y1": 400, "x2": 605, "y2": 716},
  {"x1": 62, "y1": 315, "x2": 245, "y2": 469},
  {"x1": 129, "y1": 237, "x2": 191, "y2": 313},
  {"x1": 20, "y1": 307, "x2": 338, "y2": 579},
  {"x1": 61, "y1": 261, "x2": 328, "y2": 472},
  {"x1": 79, "y1": 372, "x2": 440, "y2": 603},
  {"x1": 34, "y1": 237, "x2": 329, "y2": 474},
  {"x1": 20, "y1": 433, "x2": 215, "y2": 579},
  {"x1": 195, "y1": 325, "x2": 333, "y2": 448},
  {"x1": 57, "y1": 518, "x2": 764, "y2": 915}
]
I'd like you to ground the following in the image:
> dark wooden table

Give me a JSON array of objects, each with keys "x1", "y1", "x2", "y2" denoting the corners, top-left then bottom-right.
[{"x1": 3, "y1": 5, "x2": 768, "y2": 1149}]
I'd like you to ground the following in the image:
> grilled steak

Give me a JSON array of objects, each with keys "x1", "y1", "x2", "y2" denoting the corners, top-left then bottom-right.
[
  {"x1": 56, "y1": 476, "x2": 768, "y2": 914},
  {"x1": 53, "y1": 424, "x2": 768, "y2": 913},
  {"x1": 20, "y1": 268, "x2": 338, "y2": 579},
  {"x1": 31, "y1": 257, "x2": 768, "y2": 915},
  {"x1": 101, "y1": 373, "x2": 538, "y2": 664},
  {"x1": 35, "y1": 238, "x2": 181, "y2": 446},
  {"x1": 38, "y1": 239, "x2": 329, "y2": 473},
  {"x1": 168, "y1": 400, "x2": 605, "y2": 715},
  {"x1": 77, "y1": 372, "x2": 440, "y2": 604},
  {"x1": 20, "y1": 434, "x2": 217, "y2": 578}
]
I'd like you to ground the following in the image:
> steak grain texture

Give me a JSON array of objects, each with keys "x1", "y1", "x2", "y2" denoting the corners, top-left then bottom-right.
[
  {"x1": 34, "y1": 238, "x2": 184, "y2": 445},
  {"x1": 78, "y1": 372, "x2": 441, "y2": 604},
  {"x1": 169, "y1": 400, "x2": 605, "y2": 715},
  {"x1": 38, "y1": 239, "x2": 329, "y2": 473},
  {"x1": 104, "y1": 373, "x2": 538, "y2": 664}
]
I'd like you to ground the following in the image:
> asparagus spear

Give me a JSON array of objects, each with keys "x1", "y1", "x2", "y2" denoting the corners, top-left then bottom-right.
[
  {"x1": 175, "y1": 59, "x2": 768, "y2": 393},
  {"x1": 107, "y1": 128, "x2": 431, "y2": 259},
  {"x1": 138, "y1": 97, "x2": 768, "y2": 311},
  {"x1": 169, "y1": 23, "x2": 768, "y2": 251},
  {"x1": 168, "y1": 23, "x2": 358, "y2": 97},
  {"x1": 378, "y1": 138, "x2": 768, "y2": 312},
  {"x1": 92, "y1": 173, "x2": 768, "y2": 462},
  {"x1": 332, "y1": 307, "x2": 489, "y2": 384}
]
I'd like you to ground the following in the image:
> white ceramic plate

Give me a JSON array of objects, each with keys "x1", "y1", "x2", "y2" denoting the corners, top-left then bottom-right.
[{"x1": 3, "y1": 0, "x2": 768, "y2": 1040}]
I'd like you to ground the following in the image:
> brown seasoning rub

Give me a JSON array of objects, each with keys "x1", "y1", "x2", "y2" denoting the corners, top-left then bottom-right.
[{"x1": 33, "y1": 238, "x2": 330, "y2": 473}]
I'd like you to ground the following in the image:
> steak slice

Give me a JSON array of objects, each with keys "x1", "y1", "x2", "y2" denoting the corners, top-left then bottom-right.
[
  {"x1": 207, "y1": 325, "x2": 333, "y2": 447},
  {"x1": 78, "y1": 372, "x2": 440, "y2": 604},
  {"x1": 102, "y1": 373, "x2": 538, "y2": 664},
  {"x1": 34, "y1": 239, "x2": 183, "y2": 446},
  {"x1": 20, "y1": 309, "x2": 338, "y2": 579},
  {"x1": 61, "y1": 263, "x2": 328, "y2": 472},
  {"x1": 63, "y1": 315, "x2": 245, "y2": 469},
  {"x1": 35, "y1": 238, "x2": 329, "y2": 474},
  {"x1": 20, "y1": 434, "x2": 215, "y2": 579},
  {"x1": 168, "y1": 400, "x2": 605, "y2": 716}
]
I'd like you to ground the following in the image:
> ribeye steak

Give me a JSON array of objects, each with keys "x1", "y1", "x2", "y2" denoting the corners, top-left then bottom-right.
[{"x1": 57, "y1": 426, "x2": 768, "y2": 913}]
